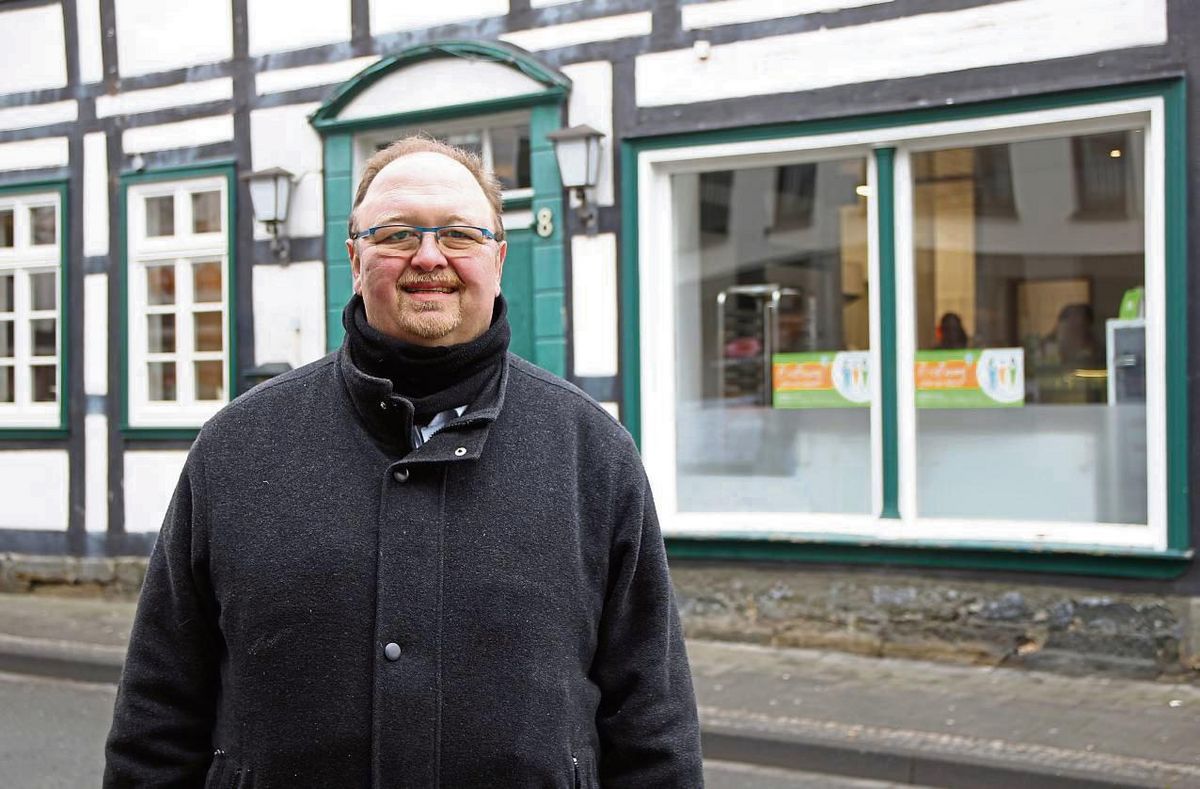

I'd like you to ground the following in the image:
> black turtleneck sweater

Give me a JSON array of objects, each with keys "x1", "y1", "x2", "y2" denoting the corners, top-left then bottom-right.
[{"x1": 342, "y1": 292, "x2": 510, "y2": 423}]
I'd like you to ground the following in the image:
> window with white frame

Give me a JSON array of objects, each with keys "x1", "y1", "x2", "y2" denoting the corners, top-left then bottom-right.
[
  {"x1": 639, "y1": 94, "x2": 1172, "y2": 553},
  {"x1": 358, "y1": 110, "x2": 533, "y2": 201},
  {"x1": 127, "y1": 176, "x2": 230, "y2": 428},
  {"x1": 0, "y1": 191, "x2": 62, "y2": 428}
]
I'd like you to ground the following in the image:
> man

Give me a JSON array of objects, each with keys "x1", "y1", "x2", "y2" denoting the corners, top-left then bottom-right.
[{"x1": 104, "y1": 136, "x2": 703, "y2": 788}]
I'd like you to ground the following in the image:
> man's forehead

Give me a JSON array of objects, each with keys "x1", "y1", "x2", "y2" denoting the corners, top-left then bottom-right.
[{"x1": 364, "y1": 152, "x2": 484, "y2": 204}]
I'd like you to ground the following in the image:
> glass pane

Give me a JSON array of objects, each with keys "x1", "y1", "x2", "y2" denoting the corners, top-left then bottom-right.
[
  {"x1": 147, "y1": 314, "x2": 175, "y2": 353},
  {"x1": 442, "y1": 130, "x2": 483, "y2": 161},
  {"x1": 145, "y1": 195, "x2": 175, "y2": 237},
  {"x1": 0, "y1": 366, "x2": 11, "y2": 402},
  {"x1": 192, "y1": 260, "x2": 222, "y2": 303},
  {"x1": 194, "y1": 311, "x2": 222, "y2": 352},
  {"x1": 148, "y1": 361, "x2": 176, "y2": 401},
  {"x1": 146, "y1": 264, "x2": 175, "y2": 305},
  {"x1": 195, "y1": 360, "x2": 223, "y2": 401},
  {"x1": 0, "y1": 209, "x2": 12, "y2": 247},
  {"x1": 0, "y1": 274, "x2": 12, "y2": 312},
  {"x1": 491, "y1": 125, "x2": 532, "y2": 191},
  {"x1": 671, "y1": 157, "x2": 872, "y2": 514},
  {"x1": 0, "y1": 320, "x2": 12, "y2": 357},
  {"x1": 31, "y1": 318, "x2": 55, "y2": 356},
  {"x1": 191, "y1": 191, "x2": 222, "y2": 234},
  {"x1": 30, "y1": 271, "x2": 55, "y2": 311},
  {"x1": 30, "y1": 205, "x2": 56, "y2": 245},
  {"x1": 31, "y1": 365, "x2": 56, "y2": 402},
  {"x1": 912, "y1": 130, "x2": 1146, "y2": 525}
]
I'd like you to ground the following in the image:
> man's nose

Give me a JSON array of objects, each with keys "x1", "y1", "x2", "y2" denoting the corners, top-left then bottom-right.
[{"x1": 408, "y1": 231, "x2": 447, "y2": 271}]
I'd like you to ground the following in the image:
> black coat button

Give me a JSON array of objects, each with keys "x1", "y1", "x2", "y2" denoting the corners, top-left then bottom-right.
[
  {"x1": 392, "y1": 468, "x2": 409, "y2": 483},
  {"x1": 384, "y1": 642, "x2": 401, "y2": 661}
]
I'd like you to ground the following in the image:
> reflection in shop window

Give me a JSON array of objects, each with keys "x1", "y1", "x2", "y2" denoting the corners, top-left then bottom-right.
[
  {"x1": 912, "y1": 127, "x2": 1147, "y2": 525},
  {"x1": 673, "y1": 157, "x2": 871, "y2": 514}
]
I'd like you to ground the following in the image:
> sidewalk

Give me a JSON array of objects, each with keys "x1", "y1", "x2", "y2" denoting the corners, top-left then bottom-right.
[{"x1": 2, "y1": 593, "x2": 1198, "y2": 788}]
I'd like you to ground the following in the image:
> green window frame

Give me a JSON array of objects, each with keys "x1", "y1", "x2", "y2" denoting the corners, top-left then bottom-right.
[
  {"x1": 119, "y1": 162, "x2": 238, "y2": 440},
  {"x1": 621, "y1": 80, "x2": 1189, "y2": 578},
  {"x1": 0, "y1": 179, "x2": 69, "y2": 439}
]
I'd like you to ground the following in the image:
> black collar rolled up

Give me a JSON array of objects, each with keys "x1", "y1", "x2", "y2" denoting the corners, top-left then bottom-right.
[{"x1": 342, "y1": 292, "x2": 510, "y2": 423}]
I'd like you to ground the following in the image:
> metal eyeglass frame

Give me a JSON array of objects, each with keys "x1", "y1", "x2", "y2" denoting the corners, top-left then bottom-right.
[{"x1": 349, "y1": 223, "x2": 498, "y2": 246}]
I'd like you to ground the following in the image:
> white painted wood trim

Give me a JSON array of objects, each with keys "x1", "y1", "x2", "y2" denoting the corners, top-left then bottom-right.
[
  {"x1": 255, "y1": 56, "x2": 378, "y2": 96},
  {"x1": 96, "y1": 78, "x2": 233, "y2": 119},
  {"x1": 681, "y1": 0, "x2": 892, "y2": 30},
  {"x1": 0, "y1": 101, "x2": 77, "y2": 133},
  {"x1": 501, "y1": 12, "x2": 653, "y2": 51},
  {"x1": 866, "y1": 153, "x2": 884, "y2": 517},
  {"x1": 636, "y1": 0, "x2": 1167, "y2": 107}
]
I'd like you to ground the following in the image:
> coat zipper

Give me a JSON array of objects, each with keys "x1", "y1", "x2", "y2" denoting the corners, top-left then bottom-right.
[{"x1": 572, "y1": 755, "x2": 580, "y2": 789}]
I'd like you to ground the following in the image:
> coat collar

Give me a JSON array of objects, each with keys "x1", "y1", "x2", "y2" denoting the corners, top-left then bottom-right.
[{"x1": 336, "y1": 336, "x2": 508, "y2": 465}]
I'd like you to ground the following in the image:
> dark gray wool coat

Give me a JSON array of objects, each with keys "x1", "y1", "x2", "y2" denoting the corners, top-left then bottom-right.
[{"x1": 103, "y1": 343, "x2": 703, "y2": 788}]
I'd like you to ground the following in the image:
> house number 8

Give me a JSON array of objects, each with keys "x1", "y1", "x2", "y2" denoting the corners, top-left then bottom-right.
[{"x1": 535, "y1": 207, "x2": 554, "y2": 238}]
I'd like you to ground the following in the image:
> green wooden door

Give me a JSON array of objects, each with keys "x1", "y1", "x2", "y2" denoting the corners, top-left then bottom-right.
[{"x1": 502, "y1": 228, "x2": 534, "y2": 362}]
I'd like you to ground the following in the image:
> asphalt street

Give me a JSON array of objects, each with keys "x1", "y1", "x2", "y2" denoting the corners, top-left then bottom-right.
[{"x1": 0, "y1": 671, "x2": 915, "y2": 788}]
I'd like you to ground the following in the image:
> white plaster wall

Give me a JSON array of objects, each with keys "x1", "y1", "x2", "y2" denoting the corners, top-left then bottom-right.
[
  {"x1": 256, "y1": 56, "x2": 377, "y2": 96},
  {"x1": 0, "y1": 451, "x2": 69, "y2": 530},
  {"x1": 83, "y1": 133, "x2": 109, "y2": 257},
  {"x1": 76, "y1": 0, "x2": 105, "y2": 84},
  {"x1": 0, "y1": 101, "x2": 76, "y2": 132},
  {"x1": 115, "y1": 0, "x2": 233, "y2": 77},
  {"x1": 0, "y1": 5, "x2": 67, "y2": 94},
  {"x1": 124, "y1": 451, "x2": 188, "y2": 532},
  {"x1": 96, "y1": 78, "x2": 233, "y2": 118},
  {"x1": 369, "y1": 0, "x2": 508, "y2": 35},
  {"x1": 681, "y1": 0, "x2": 892, "y2": 30},
  {"x1": 123, "y1": 115, "x2": 235, "y2": 154},
  {"x1": 252, "y1": 261, "x2": 328, "y2": 369},
  {"x1": 0, "y1": 137, "x2": 69, "y2": 171},
  {"x1": 531, "y1": 0, "x2": 579, "y2": 6},
  {"x1": 636, "y1": 0, "x2": 1168, "y2": 107},
  {"x1": 338, "y1": 59, "x2": 544, "y2": 121},
  {"x1": 501, "y1": 12, "x2": 652, "y2": 51},
  {"x1": 561, "y1": 61, "x2": 614, "y2": 207},
  {"x1": 247, "y1": 0, "x2": 351, "y2": 56},
  {"x1": 600, "y1": 402, "x2": 619, "y2": 419},
  {"x1": 571, "y1": 233, "x2": 619, "y2": 377},
  {"x1": 85, "y1": 415, "x2": 108, "y2": 533},
  {"x1": 250, "y1": 103, "x2": 323, "y2": 239},
  {"x1": 84, "y1": 273, "x2": 108, "y2": 395}
]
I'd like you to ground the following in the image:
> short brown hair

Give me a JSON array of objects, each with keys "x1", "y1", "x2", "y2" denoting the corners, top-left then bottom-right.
[{"x1": 349, "y1": 134, "x2": 505, "y2": 241}]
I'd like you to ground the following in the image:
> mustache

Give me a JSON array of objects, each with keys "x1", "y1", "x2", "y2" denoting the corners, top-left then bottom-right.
[{"x1": 396, "y1": 274, "x2": 463, "y2": 289}]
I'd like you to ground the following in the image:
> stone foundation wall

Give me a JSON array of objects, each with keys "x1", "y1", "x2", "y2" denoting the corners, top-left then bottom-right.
[
  {"x1": 4, "y1": 552, "x2": 1197, "y2": 680},
  {"x1": 672, "y1": 563, "x2": 1200, "y2": 681},
  {"x1": 0, "y1": 554, "x2": 145, "y2": 598}
]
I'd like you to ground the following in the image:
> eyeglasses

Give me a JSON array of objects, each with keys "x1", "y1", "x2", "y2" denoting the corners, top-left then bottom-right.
[{"x1": 349, "y1": 224, "x2": 498, "y2": 255}]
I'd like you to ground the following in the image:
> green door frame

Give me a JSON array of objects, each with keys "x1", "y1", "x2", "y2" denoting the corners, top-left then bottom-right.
[{"x1": 309, "y1": 40, "x2": 570, "y2": 376}]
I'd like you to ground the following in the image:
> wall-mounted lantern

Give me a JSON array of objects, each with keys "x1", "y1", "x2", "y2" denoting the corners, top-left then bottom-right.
[
  {"x1": 242, "y1": 167, "x2": 295, "y2": 263},
  {"x1": 547, "y1": 124, "x2": 605, "y2": 236}
]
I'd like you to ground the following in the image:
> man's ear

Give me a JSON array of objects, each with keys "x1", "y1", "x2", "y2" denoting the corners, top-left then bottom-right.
[
  {"x1": 346, "y1": 238, "x2": 362, "y2": 294},
  {"x1": 493, "y1": 240, "x2": 507, "y2": 296}
]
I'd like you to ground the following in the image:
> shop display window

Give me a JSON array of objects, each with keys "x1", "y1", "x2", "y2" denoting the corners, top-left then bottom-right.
[
  {"x1": 636, "y1": 90, "x2": 1176, "y2": 552},
  {"x1": 911, "y1": 130, "x2": 1147, "y2": 525}
]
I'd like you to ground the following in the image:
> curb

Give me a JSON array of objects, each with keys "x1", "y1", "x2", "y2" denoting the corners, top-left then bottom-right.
[
  {"x1": 699, "y1": 708, "x2": 1200, "y2": 789},
  {"x1": 0, "y1": 635, "x2": 124, "y2": 685}
]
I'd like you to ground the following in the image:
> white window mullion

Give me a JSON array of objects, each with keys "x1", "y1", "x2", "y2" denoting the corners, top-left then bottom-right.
[{"x1": 176, "y1": 257, "x2": 196, "y2": 408}]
